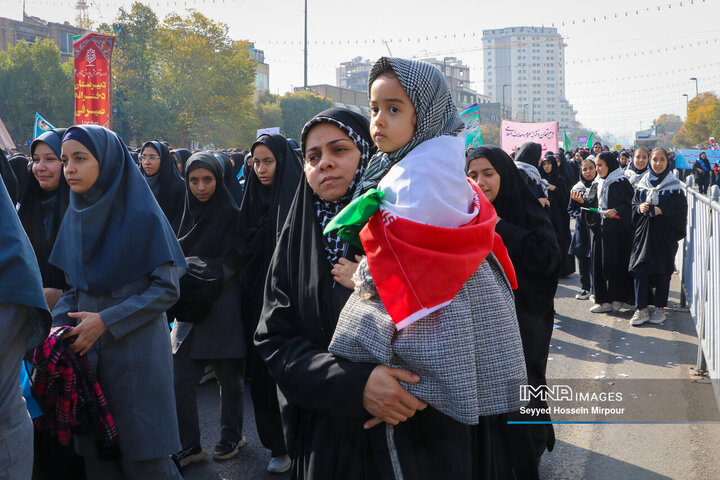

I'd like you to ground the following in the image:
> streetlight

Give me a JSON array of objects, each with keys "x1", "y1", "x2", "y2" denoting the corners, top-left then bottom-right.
[
  {"x1": 502, "y1": 84, "x2": 510, "y2": 120},
  {"x1": 690, "y1": 77, "x2": 699, "y2": 97},
  {"x1": 683, "y1": 93, "x2": 689, "y2": 116}
]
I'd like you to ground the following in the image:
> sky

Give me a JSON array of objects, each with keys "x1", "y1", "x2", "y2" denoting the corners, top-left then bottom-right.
[{"x1": 5, "y1": 0, "x2": 720, "y2": 143}]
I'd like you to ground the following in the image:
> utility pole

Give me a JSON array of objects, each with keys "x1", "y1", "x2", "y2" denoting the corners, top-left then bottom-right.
[{"x1": 303, "y1": 0, "x2": 308, "y2": 90}]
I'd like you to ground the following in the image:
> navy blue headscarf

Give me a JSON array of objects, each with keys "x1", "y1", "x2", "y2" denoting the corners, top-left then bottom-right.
[
  {"x1": 0, "y1": 174, "x2": 50, "y2": 349},
  {"x1": 50, "y1": 125, "x2": 186, "y2": 294}
]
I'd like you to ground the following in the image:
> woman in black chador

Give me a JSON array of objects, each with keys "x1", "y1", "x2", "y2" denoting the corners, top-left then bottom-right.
[
  {"x1": 539, "y1": 153, "x2": 574, "y2": 277},
  {"x1": 467, "y1": 146, "x2": 561, "y2": 478},
  {"x1": 139, "y1": 140, "x2": 186, "y2": 234}
]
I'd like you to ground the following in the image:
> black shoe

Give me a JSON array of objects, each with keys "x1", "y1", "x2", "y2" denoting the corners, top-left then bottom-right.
[
  {"x1": 213, "y1": 436, "x2": 246, "y2": 461},
  {"x1": 172, "y1": 445, "x2": 207, "y2": 468}
]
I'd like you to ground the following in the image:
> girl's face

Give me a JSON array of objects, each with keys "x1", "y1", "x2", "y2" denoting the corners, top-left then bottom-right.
[
  {"x1": 141, "y1": 146, "x2": 161, "y2": 176},
  {"x1": 466, "y1": 156, "x2": 500, "y2": 203},
  {"x1": 369, "y1": 74, "x2": 417, "y2": 153},
  {"x1": 574, "y1": 152, "x2": 583, "y2": 162},
  {"x1": 61, "y1": 139, "x2": 100, "y2": 194},
  {"x1": 252, "y1": 144, "x2": 277, "y2": 186},
  {"x1": 304, "y1": 123, "x2": 362, "y2": 202},
  {"x1": 700, "y1": 152, "x2": 707, "y2": 160},
  {"x1": 32, "y1": 142, "x2": 63, "y2": 191},
  {"x1": 542, "y1": 160, "x2": 553, "y2": 173},
  {"x1": 633, "y1": 149, "x2": 648, "y2": 170},
  {"x1": 581, "y1": 160, "x2": 596, "y2": 181},
  {"x1": 650, "y1": 151, "x2": 668, "y2": 174},
  {"x1": 595, "y1": 157, "x2": 608, "y2": 178},
  {"x1": 593, "y1": 143, "x2": 602, "y2": 154},
  {"x1": 173, "y1": 152, "x2": 183, "y2": 174},
  {"x1": 188, "y1": 167, "x2": 216, "y2": 202}
]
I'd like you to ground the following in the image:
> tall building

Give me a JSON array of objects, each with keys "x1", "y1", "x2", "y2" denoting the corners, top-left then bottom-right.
[
  {"x1": 482, "y1": 26, "x2": 578, "y2": 129},
  {"x1": 419, "y1": 56, "x2": 482, "y2": 110},
  {"x1": 241, "y1": 42, "x2": 269, "y2": 103},
  {"x1": 0, "y1": 14, "x2": 86, "y2": 62},
  {"x1": 336, "y1": 57, "x2": 373, "y2": 93}
]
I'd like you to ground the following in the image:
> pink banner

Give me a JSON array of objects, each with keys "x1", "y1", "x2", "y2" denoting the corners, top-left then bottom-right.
[{"x1": 500, "y1": 120, "x2": 558, "y2": 156}]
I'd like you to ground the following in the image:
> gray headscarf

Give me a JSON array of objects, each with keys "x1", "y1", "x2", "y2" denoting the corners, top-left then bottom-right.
[{"x1": 354, "y1": 57, "x2": 464, "y2": 198}]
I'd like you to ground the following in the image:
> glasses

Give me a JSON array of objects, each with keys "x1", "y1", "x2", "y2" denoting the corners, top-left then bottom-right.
[{"x1": 141, "y1": 154, "x2": 160, "y2": 161}]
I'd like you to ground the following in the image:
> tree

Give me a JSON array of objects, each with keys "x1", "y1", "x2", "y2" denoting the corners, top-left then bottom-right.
[
  {"x1": 480, "y1": 122, "x2": 500, "y2": 146},
  {"x1": 652, "y1": 113, "x2": 683, "y2": 147},
  {"x1": 674, "y1": 93, "x2": 720, "y2": 147},
  {"x1": 279, "y1": 90, "x2": 333, "y2": 140},
  {"x1": 257, "y1": 92, "x2": 283, "y2": 132},
  {"x1": 0, "y1": 39, "x2": 73, "y2": 150},
  {"x1": 156, "y1": 10, "x2": 258, "y2": 147},
  {"x1": 99, "y1": 2, "x2": 174, "y2": 145}
]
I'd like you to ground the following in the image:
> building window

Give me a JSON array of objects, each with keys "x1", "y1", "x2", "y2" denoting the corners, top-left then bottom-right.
[
  {"x1": 60, "y1": 32, "x2": 74, "y2": 54},
  {"x1": 15, "y1": 32, "x2": 38, "y2": 44}
]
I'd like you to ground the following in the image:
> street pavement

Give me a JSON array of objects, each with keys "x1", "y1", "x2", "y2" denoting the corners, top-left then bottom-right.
[{"x1": 186, "y1": 269, "x2": 720, "y2": 480}]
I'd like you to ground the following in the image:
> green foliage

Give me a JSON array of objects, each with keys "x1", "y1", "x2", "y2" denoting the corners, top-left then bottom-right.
[
  {"x1": 0, "y1": 39, "x2": 73, "y2": 149},
  {"x1": 280, "y1": 90, "x2": 334, "y2": 141}
]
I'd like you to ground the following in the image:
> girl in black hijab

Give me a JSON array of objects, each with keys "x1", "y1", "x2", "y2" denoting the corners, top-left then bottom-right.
[
  {"x1": 172, "y1": 148, "x2": 192, "y2": 175},
  {"x1": 693, "y1": 151, "x2": 712, "y2": 194},
  {"x1": 540, "y1": 153, "x2": 574, "y2": 277},
  {"x1": 171, "y1": 152, "x2": 247, "y2": 467},
  {"x1": 237, "y1": 132, "x2": 302, "y2": 473},
  {"x1": 140, "y1": 140, "x2": 186, "y2": 234},
  {"x1": 625, "y1": 147, "x2": 649, "y2": 187},
  {"x1": 582, "y1": 151, "x2": 635, "y2": 313},
  {"x1": 629, "y1": 148, "x2": 687, "y2": 326},
  {"x1": 466, "y1": 146, "x2": 560, "y2": 477},
  {"x1": 568, "y1": 158, "x2": 597, "y2": 300},
  {"x1": 514, "y1": 142, "x2": 550, "y2": 207},
  {"x1": 215, "y1": 152, "x2": 244, "y2": 205}
]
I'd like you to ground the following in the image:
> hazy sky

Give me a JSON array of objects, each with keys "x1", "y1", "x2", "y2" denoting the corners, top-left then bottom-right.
[{"x1": 7, "y1": 0, "x2": 719, "y2": 141}]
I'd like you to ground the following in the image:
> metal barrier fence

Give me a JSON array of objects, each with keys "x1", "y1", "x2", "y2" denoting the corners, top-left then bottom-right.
[{"x1": 677, "y1": 176, "x2": 720, "y2": 405}]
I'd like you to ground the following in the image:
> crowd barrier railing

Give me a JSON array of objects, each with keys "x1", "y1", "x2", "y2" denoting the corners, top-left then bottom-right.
[{"x1": 677, "y1": 175, "x2": 720, "y2": 410}]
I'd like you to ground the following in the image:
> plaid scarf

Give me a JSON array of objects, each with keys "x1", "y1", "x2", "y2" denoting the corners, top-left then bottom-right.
[
  {"x1": 355, "y1": 57, "x2": 464, "y2": 199},
  {"x1": 30, "y1": 326, "x2": 121, "y2": 459}
]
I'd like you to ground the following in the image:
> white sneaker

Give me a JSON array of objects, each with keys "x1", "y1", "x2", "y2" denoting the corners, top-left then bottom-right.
[
  {"x1": 575, "y1": 290, "x2": 590, "y2": 300},
  {"x1": 649, "y1": 308, "x2": 666, "y2": 324},
  {"x1": 631, "y1": 309, "x2": 650, "y2": 326},
  {"x1": 268, "y1": 454, "x2": 292, "y2": 474},
  {"x1": 590, "y1": 303, "x2": 613, "y2": 313}
]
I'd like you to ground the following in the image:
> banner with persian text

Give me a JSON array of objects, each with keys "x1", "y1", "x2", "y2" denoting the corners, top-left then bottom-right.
[
  {"x1": 73, "y1": 33, "x2": 115, "y2": 127},
  {"x1": 500, "y1": 120, "x2": 558, "y2": 155}
]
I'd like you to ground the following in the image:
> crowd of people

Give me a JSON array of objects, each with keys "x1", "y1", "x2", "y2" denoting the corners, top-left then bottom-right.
[{"x1": 1, "y1": 56, "x2": 690, "y2": 480}]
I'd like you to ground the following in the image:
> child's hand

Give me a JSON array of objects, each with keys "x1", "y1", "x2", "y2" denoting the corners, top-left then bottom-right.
[{"x1": 331, "y1": 255, "x2": 362, "y2": 289}]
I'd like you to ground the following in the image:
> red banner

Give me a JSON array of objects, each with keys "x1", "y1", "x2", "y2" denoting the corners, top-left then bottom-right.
[{"x1": 73, "y1": 33, "x2": 115, "y2": 127}]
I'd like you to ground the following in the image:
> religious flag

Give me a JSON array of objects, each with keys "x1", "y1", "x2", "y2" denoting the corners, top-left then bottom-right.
[
  {"x1": 586, "y1": 132, "x2": 594, "y2": 149},
  {"x1": 34, "y1": 113, "x2": 55, "y2": 139},
  {"x1": 73, "y1": 33, "x2": 115, "y2": 127},
  {"x1": 564, "y1": 131, "x2": 572, "y2": 151}
]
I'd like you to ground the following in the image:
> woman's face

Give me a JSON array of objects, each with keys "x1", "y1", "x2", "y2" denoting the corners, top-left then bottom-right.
[
  {"x1": 32, "y1": 142, "x2": 63, "y2": 191},
  {"x1": 700, "y1": 152, "x2": 707, "y2": 160},
  {"x1": 593, "y1": 143, "x2": 602, "y2": 155},
  {"x1": 304, "y1": 123, "x2": 362, "y2": 202},
  {"x1": 466, "y1": 156, "x2": 500, "y2": 203},
  {"x1": 633, "y1": 149, "x2": 648, "y2": 170},
  {"x1": 61, "y1": 139, "x2": 100, "y2": 194},
  {"x1": 595, "y1": 157, "x2": 608, "y2": 178},
  {"x1": 141, "y1": 146, "x2": 161, "y2": 176},
  {"x1": 650, "y1": 151, "x2": 668, "y2": 174},
  {"x1": 188, "y1": 167, "x2": 216, "y2": 202},
  {"x1": 173, "y1": 152, "x2": 183, "y2": 173},
  {"x1": 581, "y1": 160, "x2": 596, "y2": 181},
  {"x1": 542, "y1": 160, "x2": 553, "y2": 173},
  {"x1": 574, "y1": 152, "x2": 583, "y2": 162},
  {"x1": 252, "y1": 144, "x2": 277, "y2": 186}
]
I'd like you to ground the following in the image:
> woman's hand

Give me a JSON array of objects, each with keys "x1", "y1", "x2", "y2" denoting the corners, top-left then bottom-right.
[
  {"x1": 603, "y1": 208, "x2": 618, "y2": 218},
  {"x1": 654, "y1": 206, "x2": 663, "y2": 216},
  {"x1": 43, "y1": 288, "x2": 64, "y2": 311},
  {"x1": 548, "y1": 183, "x2": 556, "y2": 191},
  {"x1": 62, "y1": 312, "x2": 107, "y2": 356},
  {"x1": 539, "y1": 197, "x2": 550, "y2": 208},
  {"x1": 362, "y1": 365, "x2": 427, "y2": 429},
  {"x1": 570, "y1": 191, "x2": 585, "y2": 204},
  {"x1": 331, "y1": 256, "x2": 362, "y2": 289},
  {"x1": 639, "y1": 202, "x2": 650, "y2": 214}
]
